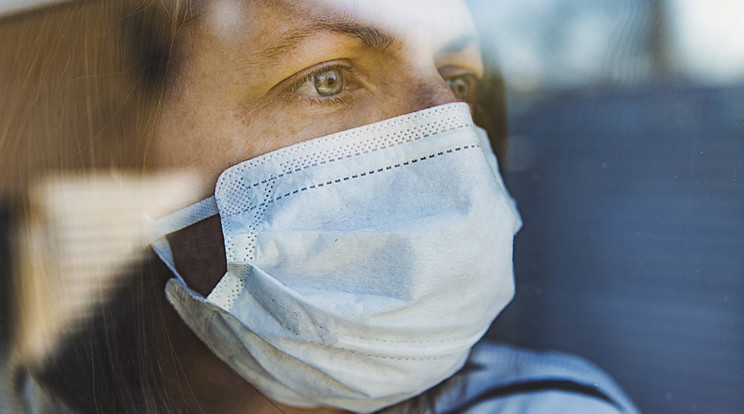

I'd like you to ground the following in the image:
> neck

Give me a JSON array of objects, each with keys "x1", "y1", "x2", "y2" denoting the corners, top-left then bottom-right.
[{"x1": 161, "y1": 273, "x2": 349, "y2": 414}]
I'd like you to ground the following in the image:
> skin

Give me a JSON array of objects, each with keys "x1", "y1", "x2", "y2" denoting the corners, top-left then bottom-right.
[{"x1": 153, "y1": 0, "x2": 484, "y2": 412}]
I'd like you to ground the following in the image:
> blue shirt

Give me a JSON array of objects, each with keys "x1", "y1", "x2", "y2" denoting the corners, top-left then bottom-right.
[{"x1": 423, "y1": 341, "x2": 640, "y2": 414}]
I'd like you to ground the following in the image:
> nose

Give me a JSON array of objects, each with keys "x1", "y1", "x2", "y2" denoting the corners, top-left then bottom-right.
[
  {"x1": 381, "y1": 70, "x2": 459, "y2": 119},
  {"x1": 410, "y1": 75, "x2": 459, "y2": 112}
]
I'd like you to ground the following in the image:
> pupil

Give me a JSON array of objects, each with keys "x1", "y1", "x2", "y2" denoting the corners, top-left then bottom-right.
[{"x1": 314, "y1": 69, "x2": 342, "y2": 96}]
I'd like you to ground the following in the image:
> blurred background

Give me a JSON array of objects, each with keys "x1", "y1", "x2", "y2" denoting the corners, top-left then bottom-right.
[{"x1": 468, "y1": 1, "x2": 744, "y2": 414}]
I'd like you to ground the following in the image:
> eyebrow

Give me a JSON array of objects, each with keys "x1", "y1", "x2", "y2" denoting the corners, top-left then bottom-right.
[
  {"x1": 321, "y1": 21, "x2": 395, "y2": 50},
  {"x1": 440, "y1": 34, "x2": 478, "y2": 54},
  {"x1": 258, "y1": 19, "x2": 396, "y2": 61}
]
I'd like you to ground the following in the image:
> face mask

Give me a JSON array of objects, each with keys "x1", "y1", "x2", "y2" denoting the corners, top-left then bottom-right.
[{"x1": 149, "y1": 103, "x2": 522, "y2": 413}]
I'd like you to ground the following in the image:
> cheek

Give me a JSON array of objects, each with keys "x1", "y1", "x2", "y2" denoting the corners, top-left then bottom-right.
[
  {"x1": 152, "y1": 104, "x2": 260, "y2": 195},
  {"x1": 153, "y1": 103, "x2": 367, "y2": 194},
  {"x1": 238, "y1": 103, "x2": 383, "y2": 157}
]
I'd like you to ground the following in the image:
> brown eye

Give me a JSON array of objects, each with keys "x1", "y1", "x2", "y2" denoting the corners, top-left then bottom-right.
[
  {"x1": 446, "y1": 76, "x2": 473, "y2": 101},
  {"x1": 296, "y1": 67, "x2": 344, "y2": 97}
]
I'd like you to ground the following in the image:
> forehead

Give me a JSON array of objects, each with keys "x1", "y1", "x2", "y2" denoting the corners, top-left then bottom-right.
[{"x1": 203, "y1": 0, "x2": 478, "y2": 53}]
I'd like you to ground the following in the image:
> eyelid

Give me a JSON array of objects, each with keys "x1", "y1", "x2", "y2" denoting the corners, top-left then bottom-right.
[{"x1": 438, "y1": 65, "x2": 482, "y2": 81}]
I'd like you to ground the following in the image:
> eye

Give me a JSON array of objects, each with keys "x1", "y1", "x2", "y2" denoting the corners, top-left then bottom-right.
[
  {"x1": 295, "y1": 67, "x2": 344, "y2": 97},
  {"x1": 446, "y1": 75, "x2": 476, "y2": 101}
]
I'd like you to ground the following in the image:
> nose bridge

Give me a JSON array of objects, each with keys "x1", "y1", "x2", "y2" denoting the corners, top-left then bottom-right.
[
  {"x1": 410, "y1": 73, "x2": 458, "y2": 111},
  {"x1": 383, "y1": 67, "x2": 457, "y2": 118}
]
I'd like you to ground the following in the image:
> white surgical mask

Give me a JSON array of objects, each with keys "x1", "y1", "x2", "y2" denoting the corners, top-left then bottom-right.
[{"x1": 149, "y1": 103, "x2": 522, "y2": 413}]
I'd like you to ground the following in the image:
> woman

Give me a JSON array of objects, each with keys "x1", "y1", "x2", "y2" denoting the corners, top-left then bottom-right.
[{"x1": 1, "y1": 0, "x2": 638, "y2": 413}]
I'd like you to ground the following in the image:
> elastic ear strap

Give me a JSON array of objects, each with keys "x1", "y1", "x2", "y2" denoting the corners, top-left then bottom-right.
[
  {"x1": 147, "y1": 196, "x2": 219, "y2": 284},
  {"x1": 148, "y1": 196, "x2": 218, "y2": 242},
  {"x1": 150, "y1": 237, "x2": 185, "y2": 284}
]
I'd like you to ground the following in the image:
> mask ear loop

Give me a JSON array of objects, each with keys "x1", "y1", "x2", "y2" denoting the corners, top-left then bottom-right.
[
  {"x1": 150, "y1": 197, "x2": 289, "y2": 414},
  {"x1": 146, "y1": 196, "x2": 219, "y2": 285}
]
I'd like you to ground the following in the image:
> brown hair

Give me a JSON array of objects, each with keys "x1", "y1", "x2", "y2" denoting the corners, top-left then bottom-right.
[
  {"x1": 0, "y1": 0, "x2": 204, "y2": 195},
  {"x1": 1, "y1": 1, "x2": 205, "y2": 412}
]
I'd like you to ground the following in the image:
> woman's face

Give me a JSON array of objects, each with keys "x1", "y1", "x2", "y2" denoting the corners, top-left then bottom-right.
[{"x1": 153, "y1": 0, "x2": 483, "y2": 196}]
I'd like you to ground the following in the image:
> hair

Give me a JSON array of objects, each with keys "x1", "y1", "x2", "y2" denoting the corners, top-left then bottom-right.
[
  {"x1": 1, "y1": 1, "x2": 205, "y2": 412},
  {"x1": 1, "y1": 1, "x2": 508, "y2": 412}
]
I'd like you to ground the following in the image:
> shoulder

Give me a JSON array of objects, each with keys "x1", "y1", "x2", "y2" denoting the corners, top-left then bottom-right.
[{"x1": 432, "y1": 341, "x2": 641, "y2": 414}]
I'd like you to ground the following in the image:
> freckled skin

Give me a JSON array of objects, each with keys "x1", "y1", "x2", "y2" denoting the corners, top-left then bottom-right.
[{"x1": 152, "y1": 0, "x2": 483, "y2": 412}]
